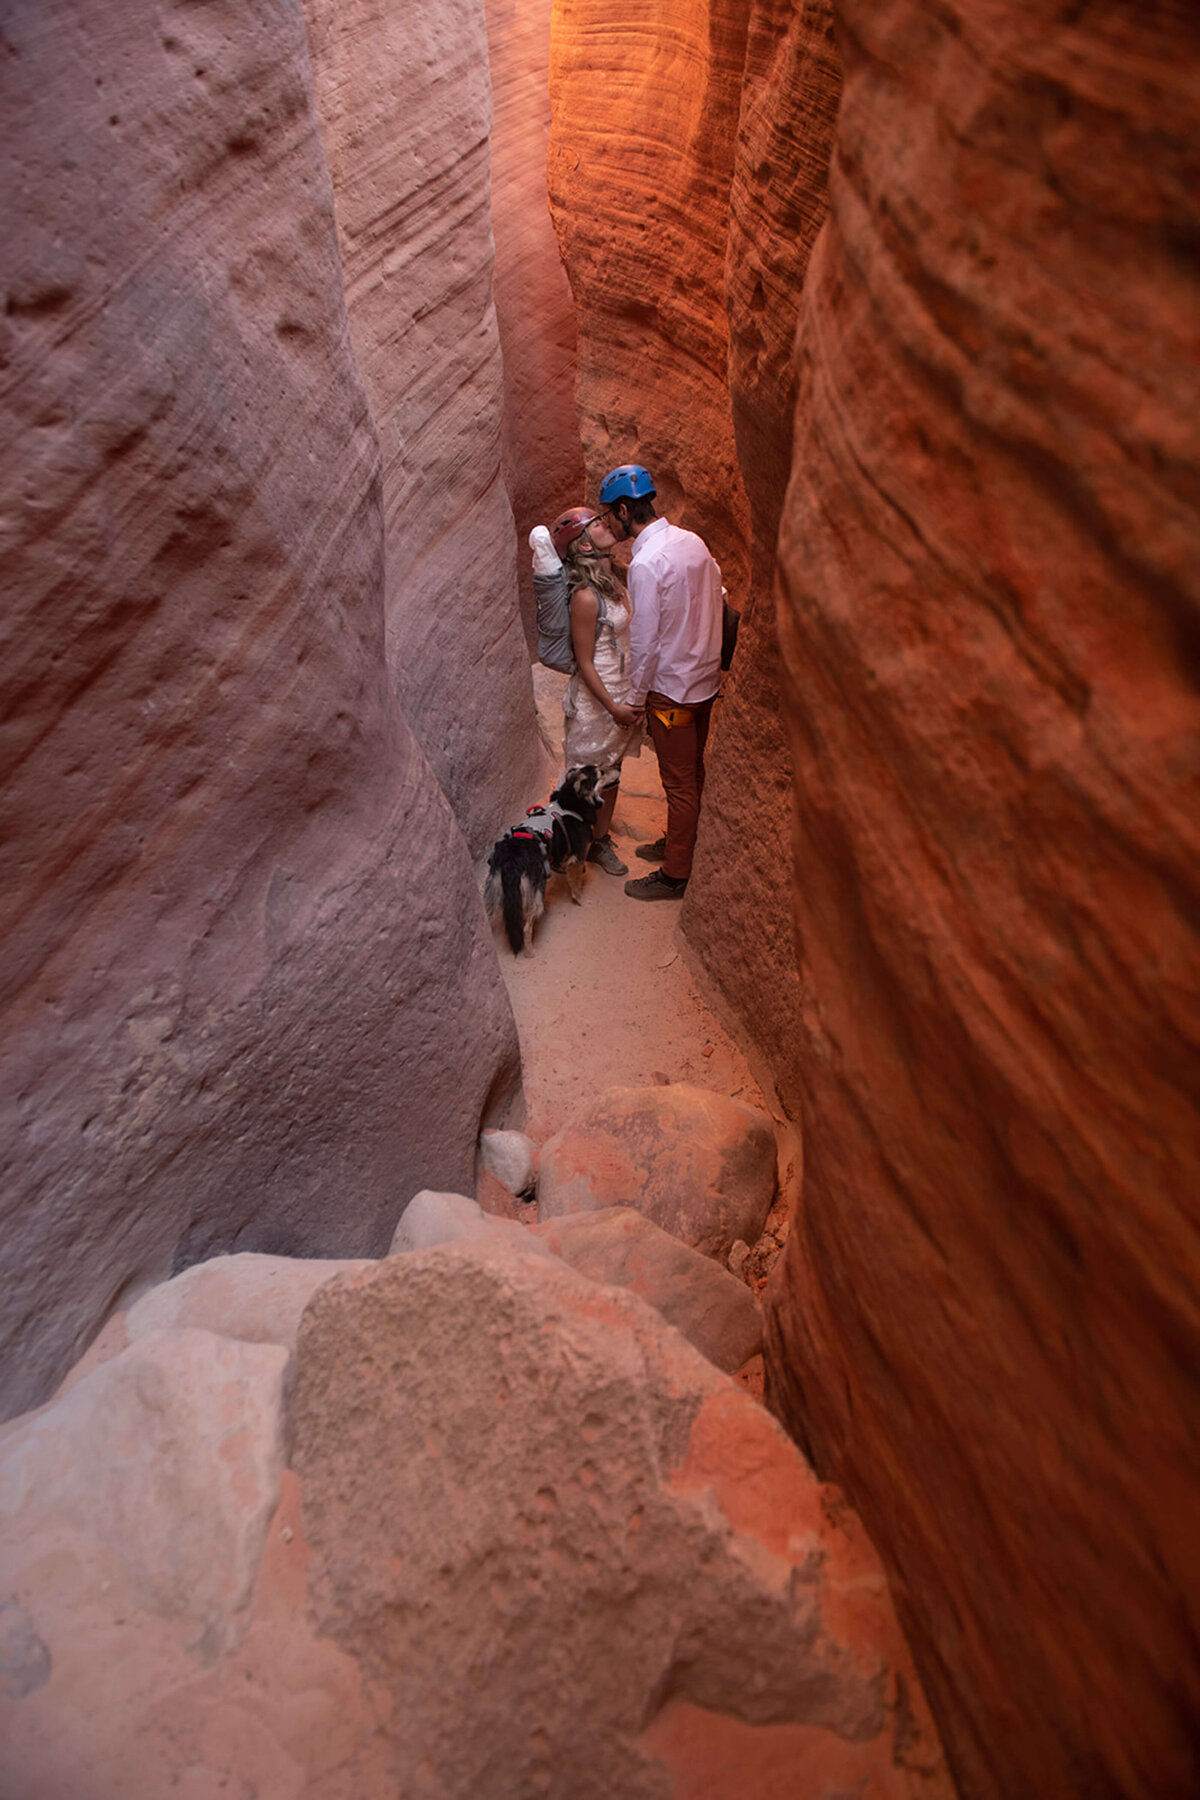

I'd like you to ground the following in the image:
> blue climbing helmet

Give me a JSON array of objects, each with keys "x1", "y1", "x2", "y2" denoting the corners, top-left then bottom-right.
[{"x1": 598, "y1": 463, "x2": 656, "y2": 505}]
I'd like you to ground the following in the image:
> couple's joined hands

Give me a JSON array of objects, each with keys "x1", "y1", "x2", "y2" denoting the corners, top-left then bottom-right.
[{"x1": 609, "y1": 701, "x2": 640, "y2": 728}]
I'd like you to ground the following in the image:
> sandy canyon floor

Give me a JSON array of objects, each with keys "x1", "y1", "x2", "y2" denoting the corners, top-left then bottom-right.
[
  {"x1": 482, "y1": 666, "x2": 795, "y2": 1334},
  {"x1": 490, "y1": 666, "x2": 770, "y2": 1140}
]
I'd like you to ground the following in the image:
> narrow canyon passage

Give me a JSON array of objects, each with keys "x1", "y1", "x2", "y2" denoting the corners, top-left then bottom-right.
[
  {"x1": 2, "y1": 0, "x2": 1197, "y2": 1797},
  {"x1": 495, "y1": 668, "x2": 774, "y2": 1145}
]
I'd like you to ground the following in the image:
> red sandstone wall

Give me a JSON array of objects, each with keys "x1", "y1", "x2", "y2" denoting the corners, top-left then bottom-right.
[
  {"x1": 0, "y1": 0, "x2": 521, "y2": 1418},
  {"x1": 771, "y1": 3, "x2": 1200, "y2": 1797},
  {"x1": 302, "y1": 0, "x2": 541, "y2": 852},
  {"x1": 484, "y1": 0, "x2": 587, "y2": 647},
  {"x1": 546, "y1": 0, "x2": 834, "y2": 1102},
  {"x1": 546, "y1": 0, "x2": 752, "y2": 585},
  {"x1": 683, "y1": 0, "x2": 840, "y2": 1093},
  {"x1": 549, "y1": 0, "x2": 1199, "y2": 1791}
]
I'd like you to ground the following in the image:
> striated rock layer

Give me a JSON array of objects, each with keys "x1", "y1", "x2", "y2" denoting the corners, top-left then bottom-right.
[
  {"x1": 303, "y1": 0, "x2": 540, "y2": 851},
  {"x1": 683, "y1": 0, "x2": 840, "y2": 1101},
  {"x1": 485, "y1": 0, "x2": 587, "y2": 646},
  {"x1": 0, "y1": 0, "x2": 520, "y2": 1417},
  {"x1": 546, "y1": 0, "x2": 752, "y2": 587},
  {"x1": 547, "y1": 0, "x2": 839, "y2": 1121},
  {"x1": 772, "y1": 3, "x2": 1200, "y2": 1797}
]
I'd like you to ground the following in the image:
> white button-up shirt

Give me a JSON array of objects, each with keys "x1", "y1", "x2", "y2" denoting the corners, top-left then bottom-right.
[{"x1": 626, "y1": 517, "x2": 723, "y2": 707}]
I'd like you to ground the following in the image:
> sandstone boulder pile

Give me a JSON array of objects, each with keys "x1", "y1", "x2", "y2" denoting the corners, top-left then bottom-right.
[
  {"x1": 0, "y1": 1228, "x2": 950, "y2": 1797},
  {"x1": 530, "y1": 1206, "x2": 762, "y2": 1374},
  {"x1": 391, "y1": 1189, "x2": 760, "y2": 1374},
  {"x1": 293, "y1": 1242, "x2": 950, "y2": 1799},
  {"x1": 537, "y1": 1083, "x2": 777, "y2": 1260}
]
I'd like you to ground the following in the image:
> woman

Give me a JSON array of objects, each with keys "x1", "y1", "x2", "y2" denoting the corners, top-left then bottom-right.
[{"x1": 548, "y1": 506, "x2": 640, "y2": 875}]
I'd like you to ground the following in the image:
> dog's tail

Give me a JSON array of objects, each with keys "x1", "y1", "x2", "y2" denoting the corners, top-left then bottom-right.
[
  {"x1": 500, "y1": 860, "x2": 527, "y2": 955},
  {"x1": 486, "y1": 851, "x2": 528, "y2": 956}
]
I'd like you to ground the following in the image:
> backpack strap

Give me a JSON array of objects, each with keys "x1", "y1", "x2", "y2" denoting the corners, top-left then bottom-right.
[{"x1": 568, "y1": 583, "x2": 610, "y2": 649}]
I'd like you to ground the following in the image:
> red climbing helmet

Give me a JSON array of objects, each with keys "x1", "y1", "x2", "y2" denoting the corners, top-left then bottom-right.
[{"x1": 550, "y1": 506, "x2": 602, "y2": 558}]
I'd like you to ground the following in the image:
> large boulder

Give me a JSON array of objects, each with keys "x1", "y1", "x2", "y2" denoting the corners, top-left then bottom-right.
[
  {"x1": 388, "y1": 1188, "x2": 556, "y2": 1262},
  {"x1": 537, "y1": 1084, "x2": 777, "y2": 1259},
  {"x1": 530, "y1": 1207, "x2": 762, "y2": 1374},
  {"x1": 125, "y1": 1252, "x2": 376, "y2": 1354},
  {"x1": 291, "y1": 1241, "x2": 952, "y2": 1798},
  {"x1": 0, "y1": 1329, "x2": 287, "y2": 1663},
  {"x1": 0, "y1": 1328, "x2": 386, "y2": 1798}
]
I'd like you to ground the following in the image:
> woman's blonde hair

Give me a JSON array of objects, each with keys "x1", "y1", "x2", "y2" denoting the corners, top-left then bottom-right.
[{"x1": 565, "y1": 536, "x2": 624, "y2": 606}]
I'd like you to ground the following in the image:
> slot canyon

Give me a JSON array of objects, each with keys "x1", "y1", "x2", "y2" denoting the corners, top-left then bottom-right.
[{"x1": 1, "y1": 0, "x2": 1197, "y2": 1796}]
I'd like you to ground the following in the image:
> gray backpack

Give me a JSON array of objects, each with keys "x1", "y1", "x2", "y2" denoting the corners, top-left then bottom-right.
[{"x1": 534, "y1": 567, "x2": 608, "y2": 674}]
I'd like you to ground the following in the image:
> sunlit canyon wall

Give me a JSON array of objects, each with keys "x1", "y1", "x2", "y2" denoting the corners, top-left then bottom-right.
[
  {"x1": 0, "y1": 0, "x2": 526, "y2": 1418},
  {"x1": 548, "y1": 1, "x2": 1200, "y2": 1797},
  {"x1": 547, "y1": 0, "x2": 838, "y2": 1107}
]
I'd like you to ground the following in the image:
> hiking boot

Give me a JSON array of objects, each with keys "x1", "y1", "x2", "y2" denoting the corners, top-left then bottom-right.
[
  {"x1": 587, "y1": 834, "x2": 628, "y2": 876},
  {"x1": 624, "y1": 870, "x2": 688, "y2": 901},
  {"x1": 634, "y1": 836, "x2": 667, "y2": 862}
]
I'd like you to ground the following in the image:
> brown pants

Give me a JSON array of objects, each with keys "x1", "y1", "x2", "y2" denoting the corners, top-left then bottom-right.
[{"x1": 646, "y1": 691, "x2": 715, "y2": 880}]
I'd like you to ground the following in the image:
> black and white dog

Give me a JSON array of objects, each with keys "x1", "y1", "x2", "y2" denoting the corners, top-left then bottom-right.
[{"x1": 485, "y1": 764, "x2": 606, "y2": 955}]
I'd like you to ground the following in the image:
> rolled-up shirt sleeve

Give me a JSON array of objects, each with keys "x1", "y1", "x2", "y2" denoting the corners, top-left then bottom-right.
[{"x1": 627, "y1": 554, "x2": 660, "y2": 707}]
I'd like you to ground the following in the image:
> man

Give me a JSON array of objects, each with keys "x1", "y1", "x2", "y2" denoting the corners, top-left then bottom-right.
[{"x1": 595, "y1": 463, "x2": 723, "y2": 900}]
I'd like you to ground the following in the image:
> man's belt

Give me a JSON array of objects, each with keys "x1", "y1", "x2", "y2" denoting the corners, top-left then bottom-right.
[{"x1": 648, "y1": 703, "x2": 694, "y2": 729}]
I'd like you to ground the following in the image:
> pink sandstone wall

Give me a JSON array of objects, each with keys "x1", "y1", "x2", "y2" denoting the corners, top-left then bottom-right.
[
  {"x1": 0, "y1": 0, "x2": 521, "y2": 1419},
  {"x1": 302, "y1": 0, "x2": 541, "y2": 851},
  {"x1": 771, "y1": 2, "x2": 1200, "y2": 1796},
  {"x1": 485, "y1": 0, "x2": 587, "y2": 646}
]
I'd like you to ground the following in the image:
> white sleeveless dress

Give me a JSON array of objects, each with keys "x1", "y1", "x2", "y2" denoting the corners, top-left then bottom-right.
[{"x1": 562, "y1": 591, "x2": 639, "y2": 776}]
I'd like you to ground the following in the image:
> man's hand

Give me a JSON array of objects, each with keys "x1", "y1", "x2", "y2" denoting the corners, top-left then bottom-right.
[{"x1": 609, "y1": 701, "x2": 639, "y2": 727}]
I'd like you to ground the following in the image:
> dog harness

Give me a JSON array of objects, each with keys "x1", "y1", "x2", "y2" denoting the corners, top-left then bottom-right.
[
  {"x1": 509, "y1": 801, "x2": 585, "y2": 869},
  {"x1": 512, "y1": 801, "x2": 566, "y2": 843}
]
